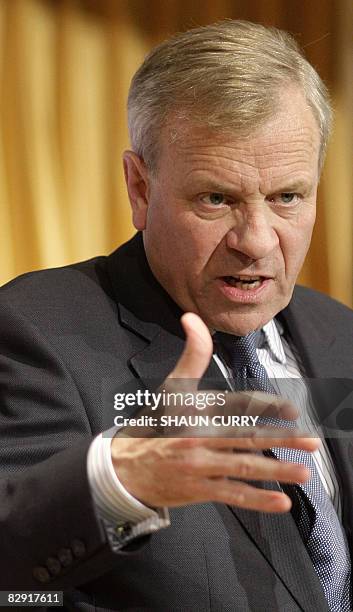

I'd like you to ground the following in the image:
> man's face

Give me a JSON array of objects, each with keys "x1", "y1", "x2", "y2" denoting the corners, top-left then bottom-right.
[{"x1": 126, "y1": 89, "x2": 321, "y2": 335}]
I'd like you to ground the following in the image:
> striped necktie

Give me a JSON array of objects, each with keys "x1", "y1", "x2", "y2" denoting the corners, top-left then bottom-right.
[{"x1": 215, "y1": 330, "x2": 351, "y2": 612}]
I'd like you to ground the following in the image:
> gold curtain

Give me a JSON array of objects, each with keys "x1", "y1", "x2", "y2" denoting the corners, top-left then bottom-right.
[{"x1": 0, "y1": 0, "x2": 352, "y2": 308}]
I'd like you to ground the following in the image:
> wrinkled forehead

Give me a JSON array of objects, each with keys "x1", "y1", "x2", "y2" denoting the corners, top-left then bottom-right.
[{"x1": 155, "y1": 125, "x2": 321, "y2": 191}]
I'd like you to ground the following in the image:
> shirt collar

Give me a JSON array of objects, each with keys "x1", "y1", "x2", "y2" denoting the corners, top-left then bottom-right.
[{"x1": 260, "y1": 318, "x2": 287, "y2": 365}]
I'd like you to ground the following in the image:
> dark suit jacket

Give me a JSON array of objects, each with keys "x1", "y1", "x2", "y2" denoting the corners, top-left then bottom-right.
[{"x1": 0, "y1": 233, "x2": 352, "y2": 611}]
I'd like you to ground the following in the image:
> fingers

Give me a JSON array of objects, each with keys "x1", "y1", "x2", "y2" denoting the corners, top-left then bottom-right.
[
  {"x1": 112, "y1": 435, "x2": 317, "y2": 513},
  {"x1": 187, "y1": 448, "x2": 310, "y2": 483},
  {"x1": 202, "y1": 478, "x2": 292, "y2": 513},
  {"x1": 169, "y1": 312, "x2": 213, "y2": 380}
]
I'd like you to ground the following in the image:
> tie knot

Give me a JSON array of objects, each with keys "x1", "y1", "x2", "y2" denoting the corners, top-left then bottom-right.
[{"x1": 215, "y1": 330, "x2": 260, "y2": 371}]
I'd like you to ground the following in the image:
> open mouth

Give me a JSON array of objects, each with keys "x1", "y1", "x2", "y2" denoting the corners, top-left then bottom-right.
[{"x1": 222, "y1": 275, "x2": 264, "y2": 290}]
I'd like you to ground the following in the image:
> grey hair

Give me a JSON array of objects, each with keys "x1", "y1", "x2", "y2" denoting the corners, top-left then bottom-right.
[{"x1": 127, "y1": 20, "x2": 332, "y2": 172}]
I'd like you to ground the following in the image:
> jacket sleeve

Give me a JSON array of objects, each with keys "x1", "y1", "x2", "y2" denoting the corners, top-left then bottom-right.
[{"x1": 0, "y1": 298, "x2": 120, "y2": 589}]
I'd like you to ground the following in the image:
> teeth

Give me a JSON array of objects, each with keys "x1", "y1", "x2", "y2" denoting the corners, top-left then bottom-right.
[
  {"x1": 234, "y1": 275, "x2": 260, "y2": 281},
  {"x1": 225, "y1": 276, "x2": 262, "y2": 290},
  {"x1": 234, "y1": 280, "x2": 261, "y2": 290}
]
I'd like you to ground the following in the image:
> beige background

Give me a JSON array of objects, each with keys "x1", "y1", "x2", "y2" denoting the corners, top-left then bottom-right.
[{"x1": 0, "y1": 0, "x2": 352, "y2": 307}]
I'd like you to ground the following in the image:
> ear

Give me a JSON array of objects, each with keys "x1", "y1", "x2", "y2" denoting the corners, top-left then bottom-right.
[{"x1": 123, "y1": 151, "x2": 150, "y2": 230}]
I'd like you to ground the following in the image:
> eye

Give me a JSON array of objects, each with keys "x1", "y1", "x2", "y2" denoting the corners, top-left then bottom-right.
[
  {"x1": 280, "y1": 193, "x2": 296, "y2": 204},
  {"x1": 268, "y1": 192, "x2": 300, "y2": 206},
  {"x1": 201, "y1": 193, "x2": 228, "y2": 206}
]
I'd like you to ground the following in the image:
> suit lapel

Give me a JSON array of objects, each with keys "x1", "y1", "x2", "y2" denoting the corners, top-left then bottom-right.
[
  {"x1": 128, "y1": 326, "x2": 225, "y2": 392},
  {"x1": 128, "y1": 325, "x2": 184, "y2": 389},
  {"x1": 118, "y1": 304, "x2": 222, "y2": 391},
  {"x1": 229, "y1": 495, "x2": 330, "y2": 611},
  {"x1": 280, "y1": 291, "x2": 353, "y2": 553}
]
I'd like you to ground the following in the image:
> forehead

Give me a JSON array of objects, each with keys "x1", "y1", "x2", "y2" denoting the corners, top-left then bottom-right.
[{"x1": 158, "y1": 90, "x2": 321, "y2": 183}]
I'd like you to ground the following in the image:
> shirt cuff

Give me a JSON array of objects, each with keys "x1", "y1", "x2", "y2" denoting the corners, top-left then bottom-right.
[{"x1": 87, "y1": 428, "x2": 170, "y2": 532}]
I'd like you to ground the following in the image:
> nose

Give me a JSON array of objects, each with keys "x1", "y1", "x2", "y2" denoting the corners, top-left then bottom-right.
[{"x1": 225, "y1": 206, "x2": 279, "y2": 260}]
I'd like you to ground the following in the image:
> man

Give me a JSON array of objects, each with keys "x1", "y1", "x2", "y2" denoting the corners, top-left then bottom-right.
[{"x1": 0, "y1": 19, "x2": 352, "y2": 612}]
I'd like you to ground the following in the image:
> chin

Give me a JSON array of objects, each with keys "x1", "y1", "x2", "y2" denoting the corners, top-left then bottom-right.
[
  {"x1": 203, "y1": 311, "x2": 274, "y2": 336},
  {"x1": 218, "y1": 324, "x2": 263, "y2": 336}
]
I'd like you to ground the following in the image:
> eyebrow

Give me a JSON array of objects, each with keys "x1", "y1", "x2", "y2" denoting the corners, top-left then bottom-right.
[
  {"x1": 269, "y1": 180, "x2": 313, "y2": 193},
  {"x1": 184, "y1": 176, "x2": 313, "y2": 195}
]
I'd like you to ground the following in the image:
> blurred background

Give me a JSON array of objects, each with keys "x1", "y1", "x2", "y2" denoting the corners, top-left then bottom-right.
[{"x1": 0, "y1": 0, "x2": 352, "y2": 306}]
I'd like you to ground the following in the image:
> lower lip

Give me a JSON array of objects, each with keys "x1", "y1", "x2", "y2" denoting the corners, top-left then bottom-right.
[{"x1": 216, "y1": 278, "x2": 272, "y2": 303}]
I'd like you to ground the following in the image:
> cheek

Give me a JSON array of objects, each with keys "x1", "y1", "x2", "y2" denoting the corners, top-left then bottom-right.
[
  {"x1": 282, "y1": 220, "x2": 315, "y2": 277},
  {"x1": 147, "y1": 211, "x2": 198, "y2": 273},
  {"x1": 185, "y1": 224, "x2": 226, "y2": 273},
  {"x1": 168, "y1": 214, "x2": 223, "y2": 264}
]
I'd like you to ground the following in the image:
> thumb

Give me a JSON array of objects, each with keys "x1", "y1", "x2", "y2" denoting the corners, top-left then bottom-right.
[{"x1": 169, "y1": 312, "x2": 213, "y2": 380}]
